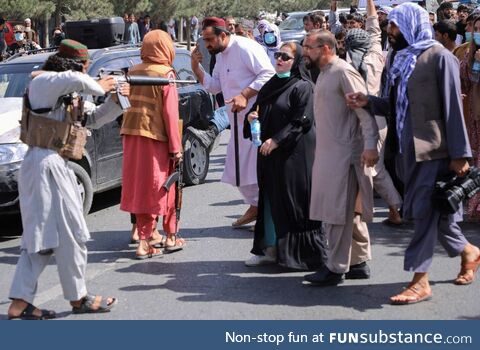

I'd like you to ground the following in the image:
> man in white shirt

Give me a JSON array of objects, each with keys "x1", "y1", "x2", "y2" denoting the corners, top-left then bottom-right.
[{"x1": 191, "y1": 17, "x2": 274, "y2": 227}]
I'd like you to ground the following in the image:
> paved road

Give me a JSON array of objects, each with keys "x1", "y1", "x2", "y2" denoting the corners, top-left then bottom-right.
[{"x1": 0, "y1": 131, "x2": 479, "y2": 320}]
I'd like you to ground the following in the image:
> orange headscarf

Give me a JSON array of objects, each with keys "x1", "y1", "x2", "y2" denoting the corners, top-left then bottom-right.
[{"x1": 141, "y1": 30, "x2": 175, "y2": 66}]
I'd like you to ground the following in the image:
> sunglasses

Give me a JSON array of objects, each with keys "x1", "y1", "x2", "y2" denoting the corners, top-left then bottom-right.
[{"x1": 274, "y1": 52, "x2": 294, "y2": 61}]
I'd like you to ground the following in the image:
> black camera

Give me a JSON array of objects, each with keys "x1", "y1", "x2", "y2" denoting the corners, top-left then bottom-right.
[{"x1": 432, "y1": 166, "x2": 480, "y2": 214}]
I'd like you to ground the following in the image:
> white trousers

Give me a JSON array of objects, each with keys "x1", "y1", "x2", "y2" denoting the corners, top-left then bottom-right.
[{"x1": 9, "y1": 227, "x2": 88, "y2": 304}]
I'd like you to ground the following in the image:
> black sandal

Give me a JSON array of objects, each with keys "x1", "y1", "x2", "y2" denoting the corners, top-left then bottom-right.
[
  {"x1": 8, "y1": 302, "x2": 56, "y2": 320},
  {"x1": 71, "y1": 294, "x2": 117, "y2": 314}
]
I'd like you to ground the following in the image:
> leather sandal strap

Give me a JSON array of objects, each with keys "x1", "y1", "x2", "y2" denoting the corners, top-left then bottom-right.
[{"x1": 463, "y1": 260, "x2": 480, "y2": 271}]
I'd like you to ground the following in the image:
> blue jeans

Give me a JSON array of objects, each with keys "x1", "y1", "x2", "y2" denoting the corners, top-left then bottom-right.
[{"x1": 210, "y1": 106, "x2": 230, "y2": 132}]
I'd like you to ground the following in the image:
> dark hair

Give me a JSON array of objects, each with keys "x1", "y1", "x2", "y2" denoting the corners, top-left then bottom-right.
[
  {"x1": 206, "y1": 26, "x2": 230, "y2": 36},
  {"x1": 457, "y1": 4, "x2": 473, "y2": 14},
  {"x1": 42, "y1": 54, "x2": 84, "y2": 72},
  {"x1": 350, "y1": 13, "x2": 365, "y2": 24},
  {"x1": 439, "y1": 2, "x2": 453, "y2": 10},
  {"x1": 433, "y1": 20, "x2": 457, "y2": 41},
  {"x1": 307, "y1": 12, "x2": 325, "y2": 27},
  {"x1": 339, "y1": 13, "x2": 347, "y2": 25},
  {"x1": 335, "y1": 30, "x2": 346, "y2": 40},
  {"x1": 0, "y1": 18, "x2": 5, "y2": 25}
]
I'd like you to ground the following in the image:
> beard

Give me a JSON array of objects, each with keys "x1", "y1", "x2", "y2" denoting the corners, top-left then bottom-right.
[
  {"x1": 207, "y1": 42, "x2": 225, "y2": 55},
  {"x1": 388, "y1": 32, "x2": 409, "y2": 51},
  {"x1": 207, "y1": 46, "x2": 221, "y2": 55},
  {"x1": 304, "y1": 57, "x2": 316, "y2": 69},
  {"x1": 337, "y1": 48, "x2": 346, "y2": 60}
]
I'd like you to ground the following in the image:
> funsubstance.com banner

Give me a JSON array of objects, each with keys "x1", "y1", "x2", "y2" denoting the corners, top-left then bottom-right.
[{"x1": 0, "y1": 320, "x2": 478, "y2": 350}]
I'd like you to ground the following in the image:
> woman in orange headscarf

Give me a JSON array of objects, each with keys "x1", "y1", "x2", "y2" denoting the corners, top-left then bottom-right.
[{"x1": 120, "y1": 30, "x2": 185, "y2": 259}]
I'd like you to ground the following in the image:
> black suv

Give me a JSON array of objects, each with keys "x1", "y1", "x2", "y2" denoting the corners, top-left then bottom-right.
[{"x1": 0, "y1": 45, "x2": 215, "y2": 214}]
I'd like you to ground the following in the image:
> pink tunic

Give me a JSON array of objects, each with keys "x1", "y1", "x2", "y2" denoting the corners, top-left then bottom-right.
[{"x1": 120, "y1": 83, "x2": 181, "y2": 215}]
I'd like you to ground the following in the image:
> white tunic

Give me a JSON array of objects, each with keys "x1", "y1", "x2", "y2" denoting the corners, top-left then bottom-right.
[
  {"x1": 202, "y1": 35, "x2": 275, "y2": 186},
  {"x1": 20, "y1": 70, "x2": 122, "y2": 253}
]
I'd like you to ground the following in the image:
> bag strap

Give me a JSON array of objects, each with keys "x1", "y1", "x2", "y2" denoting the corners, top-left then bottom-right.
[{"x1": 24, "y1": 88, "x2": 71, "y2": 115}]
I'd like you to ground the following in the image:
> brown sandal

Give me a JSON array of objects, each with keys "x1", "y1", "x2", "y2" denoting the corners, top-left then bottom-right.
[
  {"x1": 135, "y1": 246, "x2": 163, "y2": 260},
  {"x1": 164, "y1": 235, "x2": 185, "y2": 253},
  {"x1": 148, "y1": 235, "x2": 166, "y2": 248},
  {"x1": 454, "y1": 255, "x2": 480, "y2": 285},
  {"x1": 390, "y1": 282, "x2": 432, "y2": 305}
]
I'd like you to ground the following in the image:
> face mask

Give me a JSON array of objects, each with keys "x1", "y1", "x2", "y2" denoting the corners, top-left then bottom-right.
[
  {"x1": 474, "y1": 32, "x2": 480, "y2": 46},
  {"x1": 465, "y1": 32, "x2": 472, "y2": 42},
  {"x1": 15, "y1": 33, "x2": 24, "y2": 41},
  {"x1": 276, "y1": 71, "x2": 291, "y2": 78},
  {"x1": 264, "y1": 32, "x2": 276, "y2": 46}
]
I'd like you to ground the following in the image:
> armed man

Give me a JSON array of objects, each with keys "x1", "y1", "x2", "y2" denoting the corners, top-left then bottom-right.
[{"x1": 8, "y1": 39, "x2": 130, "y2": 319}]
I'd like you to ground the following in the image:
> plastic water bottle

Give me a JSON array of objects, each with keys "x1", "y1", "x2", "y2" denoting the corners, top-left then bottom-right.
[
  {"x1": 250, "y1": 119, "x2": 261, "y2": 147},
  {"x1": 471, "y1": 60, "x2": 480, "y2": 83}
]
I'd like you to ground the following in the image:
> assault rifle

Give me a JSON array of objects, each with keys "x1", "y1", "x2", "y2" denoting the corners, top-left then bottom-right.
[
  {"x1": 162, "y1": 154, "x2": 184, "y2": 235},
  {"x1": 98, "y1": 69, "x2": 197, "y2": 110},
  {"x1": 162, "y1": 119, "x2": 185, "y2": 236}
]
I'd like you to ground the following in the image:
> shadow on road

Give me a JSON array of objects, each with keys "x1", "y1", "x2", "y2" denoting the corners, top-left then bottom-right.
[
  {"x1": 0, "y1": 214, "x2": 22, "y2": 241},
  {"x1": 113, "y1": 259, "x2": 459, "y2": 312},
  {"x1": 89, "y1": 187, "x2": 122, "y2": 214}
]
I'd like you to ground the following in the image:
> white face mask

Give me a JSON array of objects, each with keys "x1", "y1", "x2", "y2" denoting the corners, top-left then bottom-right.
[{"x1": 15, "y1": 33, "x2": 24, "y2": 41}]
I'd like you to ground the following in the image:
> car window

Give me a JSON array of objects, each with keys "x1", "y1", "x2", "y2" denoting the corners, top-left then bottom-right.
[
  {"x1": 131, "y1": 56, "x2": 142, "y2": 66},
  {"x1": 0, "y1": 63, "x2": 40, "y2": 97},
  {"x1": 89, "y1": 57, "x2": 133, "y2": 77},
  {"x1": 279, "y1": 15, "x2": 305, "y2": 31},
  {"x1": 173, "y1": 53, "x2": 196, "y2": 81}
]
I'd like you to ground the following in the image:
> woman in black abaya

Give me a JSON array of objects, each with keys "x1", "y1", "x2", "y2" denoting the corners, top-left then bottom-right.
[{"x1": 243, "y1": 41, "x2": 326, "y2": 270}]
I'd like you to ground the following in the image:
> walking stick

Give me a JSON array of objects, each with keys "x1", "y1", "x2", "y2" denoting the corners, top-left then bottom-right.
[{"x1": 233, "y1": 111, "x2": 240, "y2": 187}]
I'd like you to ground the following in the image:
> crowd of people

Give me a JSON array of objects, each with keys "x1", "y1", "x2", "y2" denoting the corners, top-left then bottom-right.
[
  {"x1": 4, "y1": 0, "x2": 480, "y2": 320},
  {"x1": 188, "y1": 0, "x2": 480, "y2": 305}
]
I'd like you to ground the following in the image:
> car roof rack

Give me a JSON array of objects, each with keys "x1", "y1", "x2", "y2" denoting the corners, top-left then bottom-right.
[{"x1": 3, "y1": 47, "x2": 59, "y2": 63}]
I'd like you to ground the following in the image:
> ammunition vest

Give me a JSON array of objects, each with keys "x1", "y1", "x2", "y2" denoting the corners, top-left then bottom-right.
[{"x1": 20, "y1": 92, "x2": 90, "y2": 160}]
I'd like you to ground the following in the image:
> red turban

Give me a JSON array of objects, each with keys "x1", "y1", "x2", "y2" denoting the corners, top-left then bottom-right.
[{"x1": 202, "y1": 17, "x2": 226, "y2": 30}]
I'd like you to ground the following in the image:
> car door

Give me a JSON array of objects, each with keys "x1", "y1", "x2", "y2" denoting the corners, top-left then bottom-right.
[{"x1": 87, "y1": 56, "x2": 132, "y2": 189}]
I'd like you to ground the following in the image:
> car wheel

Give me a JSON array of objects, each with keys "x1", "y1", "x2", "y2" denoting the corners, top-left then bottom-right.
[
  {"x1": 68, "y1": 162, "x2": 93, "y2": 215},
  {"x1": 183, "y1": 132, "x2": 209, "y2": 185}
]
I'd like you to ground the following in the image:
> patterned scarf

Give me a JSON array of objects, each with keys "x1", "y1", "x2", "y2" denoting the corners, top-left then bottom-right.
[
  {"x1": 345, "y1": 29, "x2": 372, "y2": 90},
  {"x1": 386, "y1": 3, "x2": 439, "y2": 153}
]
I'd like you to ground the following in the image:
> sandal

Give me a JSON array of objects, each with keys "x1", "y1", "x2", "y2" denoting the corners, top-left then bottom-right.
[
  {"x1": 8, "y1": 302, "x2": 56, "y2": 320},
  {"x1": 390, "y1": 282, "x2": 432, "y2": 305},
  {"x1": 164, "y1": 235, "x2": 186, "y2": 253},
  {"x1": 149, "y1": 235, "x2": 166, "y2": 249},
  {"x1": 72, "y1": 294, "x2": 117, "y2": 314},
  {"x1": 454, "y1": 255, "x2": 480, "y2": 285},
  {"x1": 135, "y1": 246, "x2": 163, "y2": 260}
]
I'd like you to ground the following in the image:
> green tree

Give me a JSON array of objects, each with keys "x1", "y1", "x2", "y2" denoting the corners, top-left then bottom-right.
[
  {"x1": 0, "y1": 0, "x2": 55, "y2": 21},
  {"x1": 66, "y1": 0, "x2": 115, "y2": 20},
  {"x1": 110, "y1": 0, "x2": 151, "y2": 17}
]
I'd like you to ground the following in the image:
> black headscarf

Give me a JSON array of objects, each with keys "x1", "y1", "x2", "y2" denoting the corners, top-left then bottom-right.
[
  {"x1": 254, "y1": 42, "x2": 312, "y2": 107},
  {"x1": 244, "y1": 43, "x2": 313, "y2": 140}
]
